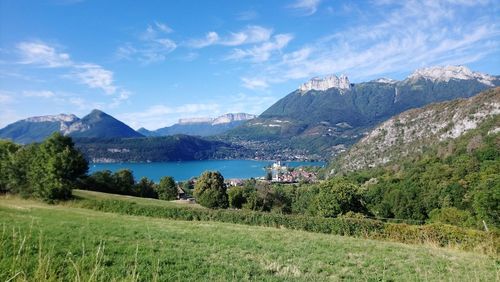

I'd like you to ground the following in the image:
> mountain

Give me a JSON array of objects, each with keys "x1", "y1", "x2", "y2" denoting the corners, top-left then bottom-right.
[
  {"x1": 75, "y1": 135, "x2": 250, "y2": 163},
  {"x1": 140, "y1": 113, "x2": 256, "y2": 137},
  {"x1": 225, "y1": 66, "x2": 500, "y2": 159},
  {"x1": 0, "y1": 109, "x2": 143, "y2": 143},
  {"x1": 333, "y1": 87, "x2": 500, "y2": 172}
]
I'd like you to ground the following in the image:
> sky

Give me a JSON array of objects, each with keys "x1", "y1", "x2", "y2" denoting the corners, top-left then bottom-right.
[{"x1": 0, "y1": 0, "x2": 499, "y2": 130}]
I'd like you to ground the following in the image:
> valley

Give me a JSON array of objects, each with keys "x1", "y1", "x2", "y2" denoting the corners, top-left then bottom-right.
[{"x1": 1, "y1": 1, "x2": 499, "y2": 280}]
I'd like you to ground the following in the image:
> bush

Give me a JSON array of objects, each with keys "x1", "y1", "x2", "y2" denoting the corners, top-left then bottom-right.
[{"x1": 428, "y1": 207, "x2": 474, "y2": 228}]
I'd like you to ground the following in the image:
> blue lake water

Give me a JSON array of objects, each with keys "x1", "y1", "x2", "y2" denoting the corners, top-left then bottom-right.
[{"x1": 89, "y1": 160, "x2": 325, "y2": 182}]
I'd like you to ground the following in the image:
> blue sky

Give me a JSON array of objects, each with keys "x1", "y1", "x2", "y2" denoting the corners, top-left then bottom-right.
[{"x1": 0, "y1": 0, "x2": 499, "y2": 129}]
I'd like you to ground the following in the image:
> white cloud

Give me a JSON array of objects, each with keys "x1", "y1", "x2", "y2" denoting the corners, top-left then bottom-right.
[
  {"x1": 188, "y1": 32, "x2": 220, "y2": 48},
  {"x1": 17, "y1": 41, "x2": 72, "y2": 68},
  {"x1": 118, "y1": 103, "x2": 222, "y2": 129},
  {"x1": 227, "y1": 34, "x2": 293, "y2": 62},
  {"x1": 23, "y1": 90, "x2": 55, "y2": 98},
  {"x1": 72, "y1": 64, "x2": 117, "y2": 94},
  {"x1": 15, "y1": 41, "x2": 124, "y2": 98},
  {"x1": 117, "y1": 22, "x2": 177, "y2": 64},
  {"x1": 241, "y1": 77, "x2": 270, "y2": 89},
  {"x1": 289, "y1": 0, "x2": 322, "y2": 16},
  {"x1": 109, "y1": 90, "x2": 132, "y2": 108},
  {"x1": 244, "y1": 0, "x2": 499, "y2": 86},
  {"x1": 236, "y1": 10, "x2": 258, "y2": 21},
  {"x1": 223, "y1": 26, "x2": 273, "y2": 46},
  {"x1": 154, "y1": 22, "x2": 173, "y2": 33},
  {"x1": 188, "y1": 26, "x2": 272, "y2": 48}
]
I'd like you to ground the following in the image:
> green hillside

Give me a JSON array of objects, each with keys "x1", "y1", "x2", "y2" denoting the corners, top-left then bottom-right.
[
  {"x1": 74, "y1": 134, "x2": 249, "y2": 162},
  {"x1": 0, "y1": 196, "x2": 497, "y2": 281},
  {"x1": 225, "y1": 74, "x2": 499, "y2": 159}
]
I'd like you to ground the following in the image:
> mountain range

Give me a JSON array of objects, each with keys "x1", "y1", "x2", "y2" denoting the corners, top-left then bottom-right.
[
  {"x1": 138, "y1": 113, "x2": 256, "y2": 137},
  {"x1": 0, "y1": 109, "x2": 143, "y2": 144},
  {"x1": 0, "y1": 65, "x2": 498, "y2": 163},
  {"x1": 225, "y1": 65, "x2": 500, "y2": 159}
]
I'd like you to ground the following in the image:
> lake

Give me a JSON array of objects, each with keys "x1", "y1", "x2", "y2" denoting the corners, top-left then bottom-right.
[{"x1": 89, "y1": 159, "x2": 325, "y2": 182}]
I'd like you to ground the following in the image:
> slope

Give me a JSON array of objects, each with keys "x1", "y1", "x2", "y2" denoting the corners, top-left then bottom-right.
[
  {"x1": 74, "y1": 134, "x2": 248, "y2": 163},
  {"x1": 334, "y1": 87, "x2": 500, "y2": 171},
  {"x1": 69, "y1": 109, "x2": 143, "y2": 139},
  {"x1": 226, "y1": 66, "x2": 499, "y2": 159},
  {"x1": 0, "y1": 196, "x2": 497, "y2": 281}
]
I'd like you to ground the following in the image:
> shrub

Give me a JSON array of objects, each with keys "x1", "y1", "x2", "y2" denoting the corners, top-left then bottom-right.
[{"x1": 428, "y1": 207, "x2": 474, "y2": 228}]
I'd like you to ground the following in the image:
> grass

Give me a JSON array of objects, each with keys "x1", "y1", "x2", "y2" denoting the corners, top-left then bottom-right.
[
  {"x1": 1, "y1": 196, "x2": 498, "y2": 281},
  {"x1": 72, "y1": 189, "x2": 203, "y2": 209}
]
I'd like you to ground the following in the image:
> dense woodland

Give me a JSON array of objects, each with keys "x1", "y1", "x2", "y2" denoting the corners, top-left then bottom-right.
[{"x1": 74, "y1": 135, "x2": 250, "y2": 162}]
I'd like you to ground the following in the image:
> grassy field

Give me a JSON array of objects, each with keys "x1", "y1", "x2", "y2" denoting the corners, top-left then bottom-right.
[
  {"x1": 0, "y1": 195, "x2": 498, "y2": 281},
  {"x1": 72, "y1": 189, "x2": 203, "y2": 208}
]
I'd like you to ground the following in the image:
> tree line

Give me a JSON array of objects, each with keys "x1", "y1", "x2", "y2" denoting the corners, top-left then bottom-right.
[{"x1": 0, "y1": 133, "x2": 182, "y2": 202}]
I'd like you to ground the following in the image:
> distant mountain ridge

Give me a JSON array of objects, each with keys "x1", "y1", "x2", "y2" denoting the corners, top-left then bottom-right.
[
  {"x1": 139, "y1": 113, "x2": 256, "y2": 137},
  {"x1": 225, "y1": 65, "x2": 500, "y2": 159},
  {"x1": 0, "y1": 109, "x2": 143, "y2": 144}
]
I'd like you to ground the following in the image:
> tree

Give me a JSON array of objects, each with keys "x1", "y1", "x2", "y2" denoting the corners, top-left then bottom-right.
[
  {"x1": 135, "y1": 177, "x2": 158, "y2": 199},
  {"x1": 316, "y1": 178, "x2": 366, "y2": 218},
  {"x1": 473, "y1": 175, "x2": 500, "y2": 227},
  {"x1": 113, "y1": 169, "x2": 135, "y2": 195},
  {"x1": 193, "y1": 171, "x2": 228, "y2": 208},
  {"x1": 84, "y1": 170, "x2": 115, "y2": 193},
  {"x1": 157, "y1": 176, "x2": 177, "y2": 200},
  {"x1": 28, "y1": 132, "x2": 88, "y2": 201},
  {"x1": 0, "y1": 140, "x2": 20, "y2": 193},
  {"x1": 228, "y1": 186, "x2": 256, "y2": 209}
]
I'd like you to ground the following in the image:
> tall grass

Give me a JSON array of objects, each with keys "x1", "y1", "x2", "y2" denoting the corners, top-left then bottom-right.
[{"x1": 1, "y1": 223, "x2": 108, "y2": 281}]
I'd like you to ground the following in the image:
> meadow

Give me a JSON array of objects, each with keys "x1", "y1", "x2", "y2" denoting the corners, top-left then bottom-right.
[{"x1": 1, "y1": 193, "x2": 498, "y2": 281}]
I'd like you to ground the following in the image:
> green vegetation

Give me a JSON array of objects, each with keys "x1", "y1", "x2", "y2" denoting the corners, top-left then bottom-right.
[
  {"x1": 156, "y1": 176, "x2": 177, "y2": 200},
  {"x1": 74, "y1": 134, "x2": 249, "y2": 162},
  {"x1": 0, "y1": 132, "x2": 87, "y2": 201},
  {"x1": 1, "y1": 196, "x2": 498, "y2": 281},
  {"x1": 81, "y1": 169, "x2": 160, "y2": 199},
  {"x1": 337, "y1": 117, "x2": 500, "y2": 229},
  {"x1": 71, "y1": 190, "x2": 497, "y2": 255},
  {"x1": 226, "y1": 79, "x2": 495, "y2": 156},
  {"x1": 316, "y1": 179, "x2": 367, "y2": 217},
  {"x1": 194, "y1": 171, "x2": 228, "y2": 208}
]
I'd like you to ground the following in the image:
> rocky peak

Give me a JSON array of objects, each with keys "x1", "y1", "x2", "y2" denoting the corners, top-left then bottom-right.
[
  {"x1": 24, "y1": 114, "x2": 79, "y2": 123},
  {"x1": 407, "y1": 65, "x2": 496, "y2": 86},
  {"x1": 212, "y1": 113, "x2": 256, "y2": 125},
  {"x1": 178, "y1": 113, "x2": 256, "y2": 125},
  {"x1": 299, "y1": 74, "x2": 351, "y2": 92},
  {"x1": 372, "y1": 78, "x2": 398, "y2": 84}
]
